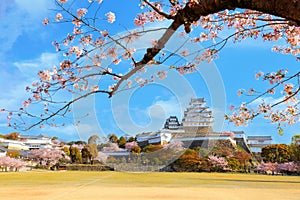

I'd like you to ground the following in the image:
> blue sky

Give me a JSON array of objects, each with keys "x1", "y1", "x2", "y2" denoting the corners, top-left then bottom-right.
[{"x1": 0, "y1": 0, "x2": 299, "y2": 144}]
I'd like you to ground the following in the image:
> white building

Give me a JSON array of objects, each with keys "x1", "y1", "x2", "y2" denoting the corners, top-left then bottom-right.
[
  {"x1": 164, "y1": 116, "x2": 181, "y2": 130},
  {"x1": 233, "y1": 131, "x2": 251, "y2": 153},
  {"x1": 171, "y1": 131, "x2": 237, "y2": 149},
  {"x1": 0, "y1": 138, "x2": 29, "y2": 150},
  {"x1": 136, "y1": 131, "x2": 172, "y2": 147},
  {"x1": 0, "y1": 147, "x2": 7, "y2": 157},
  {"x1": 19, "y1": 134, "x2": 53, "y2": 150},
  {"x1": 247, "y1": 136, "x2": 272, "y2": 153},
  {"x1": 182, "y1": 98, "x2": 214, "y2": 128}
]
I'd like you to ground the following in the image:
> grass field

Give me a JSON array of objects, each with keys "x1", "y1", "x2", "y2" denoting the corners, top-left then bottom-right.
[{"x1": 0, "y1": 171, "x2": 300, "y2": 200}]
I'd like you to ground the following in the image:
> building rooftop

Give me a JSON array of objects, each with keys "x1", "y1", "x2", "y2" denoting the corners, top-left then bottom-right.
[{"x1": 247, "y1": 136, "x2": 272, "y2": 140}]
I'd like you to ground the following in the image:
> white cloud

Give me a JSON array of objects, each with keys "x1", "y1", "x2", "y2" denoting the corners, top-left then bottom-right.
[
  {"x1": 0, "y1": 52, "x2": 63, "y2": 127},
  {"x1": 14, "y1": 52, "x2": 59, "y2": 76},
  {"x1": 146, "y1": 96, "x2": 182, "y2": 121},
  {"x1": 0, "y1": 0, "x2": 54, "y2": 57}
]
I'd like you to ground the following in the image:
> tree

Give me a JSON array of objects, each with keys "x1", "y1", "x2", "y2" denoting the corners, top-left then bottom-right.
[
  {"x1": 291, "y1": 134, "x2": 300, "y2": 144},
  {"x1": 69, "y1": 145, "x2": 82, "y2": 163},
  {"x1": 87, "y1": 143, "x2": 98, "y2": 162},
  {"x1": 233, "y1": 150, "x2": 252, "y2": 171},
  {"x1": 226, "y1": 157, "x2": 241, "y2": 172},
  {"x1": 142, "y1": 144, "x2": 164, "y2": 153},
  {"x1": 290, "y1": 135, "x2": 300, "y2": 162},
  {"x1": 0, "y1": 156, "x2": 26, "y2": 172},
  {"x1": 102, "y1": 143, "x2": 125, "y2": 152},
  {"x1": 81, "y1": 146, "x2": 92, "y2": 163},
  {"x1": 276, "y1": 162, "x2": 299, "y2": 174},
  {"x1": 3, "y1": 132, "x2": 19, "y2": 140},
  {"x1": 29, "y1": 148, "x2": 69, "y2": 167},
  {"x1": 128, "y1": 137, "x2": 136, "y2": 142},
  {"x1": 125, "y1": 141, "x2": 139, "y2": 151},
  {"x1": 62, "y1": 146, "x2": 70, "y2": 156},
  {"x1": 171, "y1": 148, "x2": 201, "y2": 172},
  {"x1": 94, "y1": 152, "x2": 108, "y2": 164},
  {"x1": 130, "y1": 145, "x2": 141, "y2": 154},
  {"x1": 208, "y1": 155, "x2": 230, "y2": 172},
  {"x1": 52, "y1": 136, "x2": 58, "y2": 140},
  {"x1": 261, "y1": 144, "x2": 291, "y2": 163},
  {"x1": 67, "y1": 141, "x2": 87, "y2": 146},
  {"x1": 108, "y1": 134, "x2": 118, "y2": 144},
  {"x1": 6, "y1": 150, "x2": 20, "y2": 159},
  {"x1": 1, "y1": 0, "x2": 299, "y2": 133},
  {"x1": 257, "y1": 162, "x2": 278, "y2": 174},
  {"x1": 117, "y1": 136, "x2": 127, "y2": 148},
  {"x1": 289, "y1": 143, "x2": 300, "y2": 162},
  {"x1": 88, "y1": 134, "x2": 100, "y2": 144}
]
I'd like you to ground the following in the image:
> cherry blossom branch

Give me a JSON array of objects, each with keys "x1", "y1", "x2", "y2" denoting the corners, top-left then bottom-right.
[
  {"x1": 245, "y1": 72, "x2": 300, "y2": 106},
  {"x1": 24, "y1": 89, "x2": 111, "y2": 130},
  {"x1": 143, "y1": 0, "x2": 174, "y2": 19},
  {"x1": 271, "y1": 85, "x2": 300, "y2": 109},
  {"x1": 110, "y1": 20, "x2": 182, "y2": 97},
  {"x1": 168, "y1": 0, "x2": 176, "y2": 7},
  {"x1": 56, "y1": 2, "x2": 137, "y2": 65}
]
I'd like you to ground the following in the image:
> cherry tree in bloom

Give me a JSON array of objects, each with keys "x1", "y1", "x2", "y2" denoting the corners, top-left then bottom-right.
[
  {"x1": 94, "y1": 151, "x2": 108, "y2": 163},
  {"x1": 257, "y1": 162, "x2": 278, "y2": 174},
  {"x1": 163, "y1": 141, "x2": 184, "y2": 152},
  {"x1": 208, "y1": 155, "x2": 230, "y2": 172},
  {"x1": 0, "y1": 156, "x2": 26, "y2": 172},
  {"x1": 276, "y1": 162, "x2": 299, "y2": 173},
  {"x1": 1, "y1": 0, "x2": 299, "y2": 133},
  {"x1": 125, "y1": 141, "x2": 139, "y2": 151},
  {"x1": 29, "y1": 148, "x2": 69, "y2": 167},
  {"x1": 102, "y1": 143, "x2": 125, "y2": 152}
]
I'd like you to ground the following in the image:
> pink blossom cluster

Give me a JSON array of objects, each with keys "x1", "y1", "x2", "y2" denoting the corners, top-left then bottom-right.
[
  {"x1": 0, "y1": 156, "x2": 26, "y2": 172},
  {"x1": 102, "y1": 143, "x2": 125, "y2": 152},
  {"x1": 257, "y1": 162, "x2": 299, "y2": 174},
  {"x1": 29, "y1": 148, "x2": 69, "y2": 166},
  {"x1": 208, "y1": 155, "x2": 230, "y2": 171},
  {"x1": 134, "y1": 2, "x2": 165, "y2": 27},
  {"x1": 94, "y1": 152, "x2": 108, "y2": 163},
  {"x1": 163, "y1": 141, "x2": 184, "y2": 152},
  {"x1": 125, "y1": 141, "x2": 139, "y2": 151}
]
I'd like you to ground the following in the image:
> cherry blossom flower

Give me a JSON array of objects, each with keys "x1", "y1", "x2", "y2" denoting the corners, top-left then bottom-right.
[
  {"x1": 77, "y1": 8, "x2": 88, "y2": 18},
  {"x1": 151, "y1": 39, "x2": 158, "y2": 47},
  {"x1": 255, "y1": 71, "x2": 264, "y2": 80},
  {"x1": 181, "y1": 49, "x2": 189, "y2": 57},
  {"x1": 72, "y1": 19, "x2": 82, "y2": 26},
  {"x1": 106, "y1": 12, "x2": 116, "y2": 23},
  {"x1": 58, "y1": 0, "x2": 68, "y2": 3},
  {"x1": 91, "y1": 85, "x2": 99, "y2": 92},
  {"x1": 284, "y1": 84, "x2": 294, "y2": 95},
  {"x1": 156, "y1": 71, "x2": 167, "y2": 80},
  {"x1": 127, "y1": 80, "x2": 132, "y2": 88},
  {"x1": 55, "y1": 13, "x2": 63, "y2": 21},
  {"x1": 42, "y1": 18, "x2": 49, "y2": 25}
]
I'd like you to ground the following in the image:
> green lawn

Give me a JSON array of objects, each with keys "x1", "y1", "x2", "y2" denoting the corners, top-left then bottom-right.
[{"x1": 0, "y1": 171, "x2": 299, "y2": 200}]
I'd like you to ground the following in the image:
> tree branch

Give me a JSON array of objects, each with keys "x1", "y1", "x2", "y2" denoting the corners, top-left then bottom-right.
[{"x1": 143, "y1": 0, "x2": 174, "y2": 19}]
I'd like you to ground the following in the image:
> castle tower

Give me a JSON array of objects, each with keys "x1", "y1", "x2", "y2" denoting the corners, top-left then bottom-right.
[{"x1": 181, "y1": 98, "x2": 214, "y2": 136}]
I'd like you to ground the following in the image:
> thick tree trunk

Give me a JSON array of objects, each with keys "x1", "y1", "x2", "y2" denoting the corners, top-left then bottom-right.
[{"x1": 180, "y1": 0, "x2": 300, "y2": 26}]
